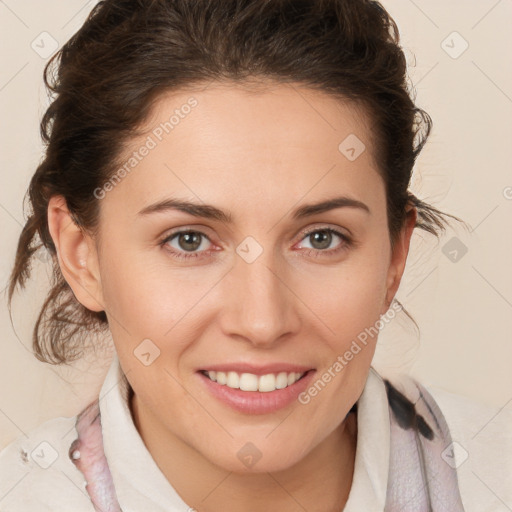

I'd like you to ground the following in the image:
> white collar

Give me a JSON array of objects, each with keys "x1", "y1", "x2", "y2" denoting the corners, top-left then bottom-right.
[
  {"x1": 344, "y1": 366, "x2": 390, "y2": 511},
  {"x1": 99, "y1": 355, "x2": 389, "y2": 511}
]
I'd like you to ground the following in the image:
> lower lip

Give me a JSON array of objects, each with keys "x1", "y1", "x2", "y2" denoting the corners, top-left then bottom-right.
[{"x1": 197, "y1": 370, "x2": 316, "y2": 415}]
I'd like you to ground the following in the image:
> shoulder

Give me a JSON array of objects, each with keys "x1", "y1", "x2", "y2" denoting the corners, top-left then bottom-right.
[
  {"x1": 425, "y1": 385, "x2": 512, "y2": 512},
  {"x1": 0, "y1": 415, "x2": 94, "y2": 511},
  {"x1": 379, "y1": 370, "x2": 512, "y2": 512}
]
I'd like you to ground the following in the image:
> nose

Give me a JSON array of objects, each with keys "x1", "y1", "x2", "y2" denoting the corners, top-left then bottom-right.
[{"x1": 219, "y1": 245, "x2": 302, "y2": 348}]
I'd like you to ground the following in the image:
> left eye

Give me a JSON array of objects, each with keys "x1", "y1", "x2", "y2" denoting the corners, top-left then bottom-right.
[{"x1": 297, "y1": 228, "x2": 351, "y2": 253}]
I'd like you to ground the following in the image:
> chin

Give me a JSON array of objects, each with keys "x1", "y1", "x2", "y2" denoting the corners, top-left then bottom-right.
[{"x1": 206, "y1": 440, "x2": 308, "y2": 475}]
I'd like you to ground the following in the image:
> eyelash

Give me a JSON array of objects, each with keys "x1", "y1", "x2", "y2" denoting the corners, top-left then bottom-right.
[{"x1": 159, "y1": 227, "x2": 353, "y2": 261}]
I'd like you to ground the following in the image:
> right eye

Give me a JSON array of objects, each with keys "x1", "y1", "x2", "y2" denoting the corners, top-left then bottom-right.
[{"x1": 160, "y1": 230, "x2": 216, "y2": 260}]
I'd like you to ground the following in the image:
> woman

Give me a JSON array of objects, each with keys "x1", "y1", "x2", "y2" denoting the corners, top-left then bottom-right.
[{"x1": 0, "y1": 0, "x2": 469, "y2": 510}]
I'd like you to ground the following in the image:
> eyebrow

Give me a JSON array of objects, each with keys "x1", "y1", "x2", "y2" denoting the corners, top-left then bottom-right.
[{"x1": 137, "y1": 195, "x2": 371, "y2": 223}]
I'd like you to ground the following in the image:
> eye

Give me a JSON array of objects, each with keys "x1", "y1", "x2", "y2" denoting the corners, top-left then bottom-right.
[
  {"x1": 296, "y1": 227, "x2": 352, "y2": 257},
  {"x1": 160, "y1": 230, "x2": 215, "y2": 260},
  {"x1": 160, "y1": 226, "x2": 353, "y2": 261}
]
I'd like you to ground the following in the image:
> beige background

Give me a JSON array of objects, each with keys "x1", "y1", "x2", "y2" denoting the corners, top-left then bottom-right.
[{"x1": 1, "y1": 0, "x2": 511, "y2": 454}]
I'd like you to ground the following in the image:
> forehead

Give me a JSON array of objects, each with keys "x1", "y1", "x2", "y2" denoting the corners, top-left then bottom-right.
[
  {"x1": 143, "y1": 80, "x2": 377, "y2": 161},
  {"x1": 104, "y1": 80, "x2": 384, "y2": 222}
]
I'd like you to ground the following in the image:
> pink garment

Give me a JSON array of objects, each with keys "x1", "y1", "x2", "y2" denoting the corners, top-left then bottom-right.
[
  {"x1": 69, "y1": 375, "x2": 465, "y2": 511},
  {"x1": 69, "y1": 401, "x2": 121, "y2": 512}
]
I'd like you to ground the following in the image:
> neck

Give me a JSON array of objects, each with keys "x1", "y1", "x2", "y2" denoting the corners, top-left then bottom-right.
[{"x1": 131, "y1": 393, "x2": 357, "y2": 512}]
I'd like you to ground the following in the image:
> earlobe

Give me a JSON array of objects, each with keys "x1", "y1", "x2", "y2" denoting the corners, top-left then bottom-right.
[
  {"x1": 47, "y1": 195, "x2": 105, "y2": 313},
  {"x1": 381, "y1": 206, "x2": 417, "y2": 315}
]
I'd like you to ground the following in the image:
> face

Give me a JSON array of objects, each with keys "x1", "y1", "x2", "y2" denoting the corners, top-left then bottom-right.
[{"x1": 50, "y1": 80, "x2": 415, "y2": 474}]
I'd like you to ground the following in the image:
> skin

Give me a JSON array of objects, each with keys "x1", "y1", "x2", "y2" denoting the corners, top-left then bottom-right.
[{"x1": 48, "y1": 80, "x2": 416, "y2": 512}]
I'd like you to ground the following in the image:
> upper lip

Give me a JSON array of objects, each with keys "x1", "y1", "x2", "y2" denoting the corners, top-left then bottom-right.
[{"x1": 198, "y1": 362, "x2": 315, "y2": 376}]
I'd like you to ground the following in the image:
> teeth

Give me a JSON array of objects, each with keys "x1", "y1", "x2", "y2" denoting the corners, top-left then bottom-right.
[{"x1": 203, "y1": 370, "x2": 306, "y2": 392}]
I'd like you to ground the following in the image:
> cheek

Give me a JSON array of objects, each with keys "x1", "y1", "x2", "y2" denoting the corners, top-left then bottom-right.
[
  {"x1": 97, "y1": 252, "x2": 181, "y2": 360},
  {"x1": 100, "y1": 248, "x2": 180, "y2": 319},
  {"x1": 99, "y1": 251, "x2": 220, "y2": 373},
  {"x1": 295, "y1": 247, "x2": 389, "y2": 345},
  {"x1": 294, "y1": 250, "x2": 389, "y2": 428}
]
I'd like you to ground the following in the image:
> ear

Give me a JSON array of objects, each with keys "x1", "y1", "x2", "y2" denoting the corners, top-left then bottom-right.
[
  {"x1": 381, "y1": 204, "x2": 417, "y2": 315},
  {"x1": 47, "y1": 195, "x2": 105, "y2": 313}
]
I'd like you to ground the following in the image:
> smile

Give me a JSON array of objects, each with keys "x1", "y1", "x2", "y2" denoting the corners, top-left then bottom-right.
[
  {"x1": 200, "y1": 370, "x2": 307, "y2": 392},
  {"x1": 197, "y1": 369, "x2": 316, "y2": 414}
]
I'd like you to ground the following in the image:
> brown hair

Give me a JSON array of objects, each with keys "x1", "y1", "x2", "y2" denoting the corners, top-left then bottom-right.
[{"x1": 7, "y1": 0, "x2": 466, "y2": 364}]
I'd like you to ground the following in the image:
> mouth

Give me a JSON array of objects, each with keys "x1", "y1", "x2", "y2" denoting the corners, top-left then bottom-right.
[
  {"x1": 198, "y1": 369, "x2": 313, "y2": 393},
  {"x1": 197, "y1": 368, "x2": 316, "y2": 414}
]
